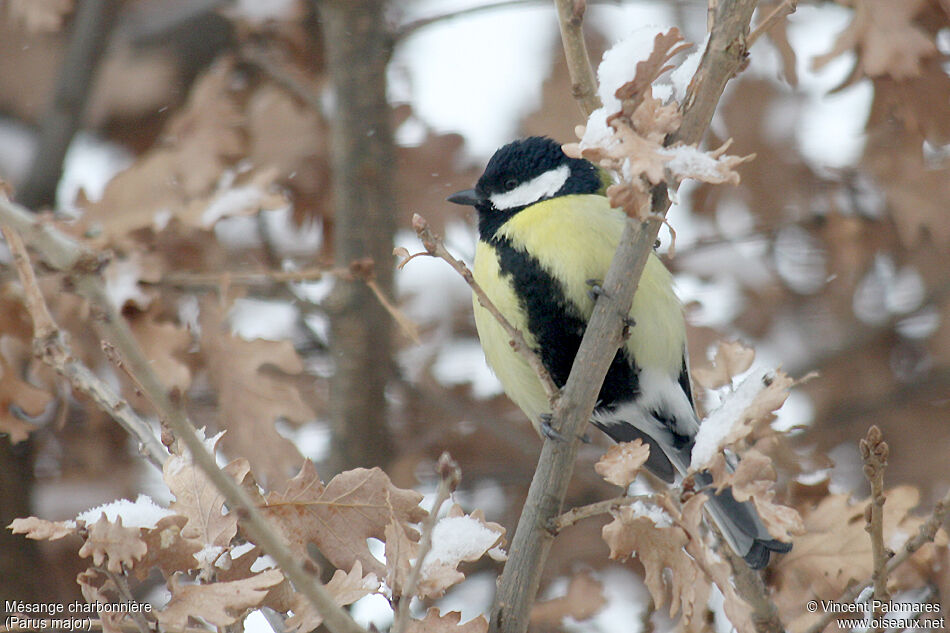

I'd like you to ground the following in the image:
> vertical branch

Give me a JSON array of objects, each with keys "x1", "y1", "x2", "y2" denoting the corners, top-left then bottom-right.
[
  {"x1": 553, "y1": 0, "x2": 602, "y2": 116},
  {"x1": 317, "y1": 0, "x2": 397, "y2": 477},
  {"x1": 861, "y1": 425, "x2": 891, "y2": 629},
  {"x1": 17, "y1": 0, "x2": 119, "y2": 209}
]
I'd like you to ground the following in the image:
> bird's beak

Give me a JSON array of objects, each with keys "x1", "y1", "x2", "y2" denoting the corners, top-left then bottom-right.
[{"x1": 447, "y1": 188, "x2": 482, "y2": 207}]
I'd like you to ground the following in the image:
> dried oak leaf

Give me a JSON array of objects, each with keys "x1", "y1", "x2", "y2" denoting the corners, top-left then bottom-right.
[
  {"x1": 77, "y1": 515, "x2": 148, "y2": 573},
  {"x1": 8, "y1": 516, "x2": 77, "y2": 540},
  {"x1": 199, "y1": 301, "x2": 309, "y2": 486},
  {"x1": 136, "y1": 515, "x2": 202, "y2": 579},
  {"x1": 709, "y1": 449, "x2": 804, "y2": 542},
  {"x1": 812, "y1": 0, "x2": 936, "y2": 81},
  {"x1": 677, "y1": 495, "x2": 754, "y2": 633},
  {"x1": 773, "y1": 485, "x2": 932, "y2": 631},
  {"x1": 530, "y1": 571, "x2": 607, "y2": 626},
  {"x1": 595, "y1": 439, "x2": 650, "y2": 488},
  {"x1": 692, "y1": 340, "x2": 756, "y2": 390},
  {"x1": 689, "y1": 368, "x2": 793, "y2": 472},
  {"x1": 602, "y1": 504, "x2": 697, "y2": 620},
  {"x1": 611, "y1": 28, "x2": 691, "y2": 122},
  {"x1": 129, "y1": 312, "x2": 192, "y2": 395},
  {"x1": 156, "y1": 568, "x2": 284, "y2": 630},
  {"x1": 164, "y1": 448, "x2": 247, "y2": 551},
  {"x1": 283, "y1": 561, "x2": 379, "y2": 633},
  {"x1": 0, "y1": 336, "x2": 53, "y2": 443},
  {"x1": 414, "y1": 505, "x2": 507, "y2": 599},
  {"x1": 260, "y1": 460, "x2": 427, "y2": 577},
  {"x1": 405, "y1": 608, "x2": 489, "y2": 633},
  {"x1": 82, "y1": 60, "x2": 286, "y2": 239}
]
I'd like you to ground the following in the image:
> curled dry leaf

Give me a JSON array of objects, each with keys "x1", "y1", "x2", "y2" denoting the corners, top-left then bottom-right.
[
  {"x1": 707, "y1": 449, "x2": 804, "y2": 542},
  {"x1": 595, "y1": 439, "x2": 651, "y2": 488},
  {"x1": 260, "y1": 460, "x2": 427, "y2": 577},
  {"x1": 415, "y1": 505, "x2": 507, "y2": 599},
  {"x1": 602, "y1": 504, "x2": 699, "y2": 621},
  {"x1": 405, "y1": 608, "x2": 489, "y2": 633},
  {"x1": 77, "y1": 515, "x2": 148, "y2": 574},
  {"x1": 156, "y1": 568, "x2": 284, "y2": 630},
  {"x1": 530, "y1": 571, "x2": 607, "y2": 626},
  {"x1": 690, "y1": 367, "x2": 793, "y2": 472},
  {"x1": 692, "y1": 339, "x2": 756, "y2": 390},
  {"x1": 282, "y1": 561, "x2": 379, "y2": 633},
  {"x1": 9, "y1": 516, "x2": 77, "y2": 540}
]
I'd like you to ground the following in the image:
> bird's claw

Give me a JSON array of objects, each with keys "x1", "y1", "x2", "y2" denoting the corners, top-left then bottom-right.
[
  {"x1": 540, "y1": 414, "x2": 591, "y2": 444},
  {"x1": 586, "y1": 279, "x2": 606, "y2": 302}
]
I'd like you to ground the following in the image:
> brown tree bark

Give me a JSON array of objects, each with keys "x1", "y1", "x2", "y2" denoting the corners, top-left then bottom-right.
[{"x1": 317, "y1": 0, "x2": 397, "y2": 476}]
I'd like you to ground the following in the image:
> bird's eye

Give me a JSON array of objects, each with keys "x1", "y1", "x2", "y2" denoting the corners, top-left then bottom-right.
[{"x1": 504, "y1": 178, "x2": 518, "y2": 191}]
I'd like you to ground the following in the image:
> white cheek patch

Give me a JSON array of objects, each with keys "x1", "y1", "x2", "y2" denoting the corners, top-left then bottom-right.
[{"x1": 488, "y1": 164, "x2": 570, "y2": 210}]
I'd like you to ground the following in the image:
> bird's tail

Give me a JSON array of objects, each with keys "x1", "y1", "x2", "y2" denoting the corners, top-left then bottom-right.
[{"x1": 693, "y1": 471, "x2": 792, "y2": 569}]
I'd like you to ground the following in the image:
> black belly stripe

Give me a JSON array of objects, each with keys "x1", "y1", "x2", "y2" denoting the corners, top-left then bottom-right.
[{"x1": 489, "y1": 235, "x2": 640, "y2": 407}]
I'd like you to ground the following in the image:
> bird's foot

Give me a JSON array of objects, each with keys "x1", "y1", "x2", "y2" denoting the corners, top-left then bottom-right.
[
  {"x1": 540, "y1": 414, "x2": 592, "y2": 443},
  {"x1": 586, "y1": 279, "x2": 606, "y2": 302}
]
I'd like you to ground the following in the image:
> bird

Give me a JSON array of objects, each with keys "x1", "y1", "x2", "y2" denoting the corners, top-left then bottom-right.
[{"x1": 448, "y1": 136, "x2": 791, "y2": 569}]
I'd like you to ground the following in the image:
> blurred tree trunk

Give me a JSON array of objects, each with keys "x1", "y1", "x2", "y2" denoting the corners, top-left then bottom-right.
[
  {"x1": 317, "y1": 0, "x2": 397, "y2": 476},
  {"x1": 0, "y1": 439, "x2": 44, "y2": 600}
]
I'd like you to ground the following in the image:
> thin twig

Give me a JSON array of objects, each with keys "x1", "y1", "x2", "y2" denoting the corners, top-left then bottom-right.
[
  {"x1": 1, "y1": 225, "x2": 169, "y2": 470},
  {"x1": 395, "y1": 0, "x2": 549, "y2": 41},
  {"x1": 553, "y1": 0, "x2": 602, "y2": 116},
  {"x1": 803, "y1": 483, "x2": 950, "y2": 633},
  {"x1": 861, "y1": 425, "x2": 891, "y2": 631},
  {"x1": 239, "y1": 43, "x2": 325, "y2": 113},
  {"x1": 394, "y1": 453, "x2": 462, "y2": 632},
  {"x1": 101, "y1": 567, "x2": 154, "y2": 633},
  {"x1": 407, "y1": 213, "x2": 560, "y2": 404},
  {"x1": 747, "y1": 0, "x2": 797, "y2": 48},
  {"x1": 550, "y1": 494, "x2": 657, "y2": 532},
  {"x1": 0, "y1": 196, "x2": 368, "y2": 633}
]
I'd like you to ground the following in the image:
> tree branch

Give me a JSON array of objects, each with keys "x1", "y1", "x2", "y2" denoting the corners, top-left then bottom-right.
[
  {"x1": 408, "y1": 214, "x2": 560, "y2": 404},
  {"x1": 1, "y1": 224, "x2": 168, "y2": 470},
  {"x1": 553, "y1": 0, "x2": 602, "y2": 116},
  {"x1": 861, "y1": 425, "x2": 891, "y2": 631},
  {"x1": 0, "y1": 195, "x2": 367, "y2": 633},
  {"x1": 16, "y1": 0, "x2": 119, "y2": 210}
]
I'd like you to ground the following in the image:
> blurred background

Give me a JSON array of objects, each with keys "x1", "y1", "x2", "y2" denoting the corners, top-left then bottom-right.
[{"x1": 0, "y1": 0, "x2": 948, "y2": 628}]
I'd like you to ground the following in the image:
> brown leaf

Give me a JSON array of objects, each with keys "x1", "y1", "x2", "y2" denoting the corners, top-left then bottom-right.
[
  {"x1": 283, "y1": 561, "x2": 379, "y2": 633},
  {"x1": 260, "y1": 461, "x2": 427, "y2": 577},
  {"x1": 129, "y1": 312, "x2": 192, "y2": 394},
  {"x1": 774, "y1": 485, "x2": 930, "y2": 631},
  {"x1": 137, "y1": 515, "x2": 202, "y2": 579},
  {"x1": 405, "y1": 608, "x2": 489, "y2": 633},
  {"x1": 414, "y1": 505, "x2": 507, "y2": 599},
  {"x1": 156, "y1": 568, "x2": 284, "y2": 630},
  {"x1": 0, "y1": 336, "x2": 53, "y2": 443},
  {"x1": 692, "y1": 340, "x2": 756, "y2": 390},
  {"x1": 82, "y1": 60, "x2": 286, "y2": 239},
  {"x1": 595, "y1": 439, "x2": 650, "y2": 488},
  {"x1": 8, "y1": 516, "x2": 77, "y2": 540},
  {"x1": 199, "y1": 301, "x2": 309, "y2": 485},
  {"x1": 77, "y1": 515, "x2": 148, "y2": 573},
  {"x1": 812, "y1": 0, "x2": 936, "y2": 81},
  {"x1": 710, "y1": 450, "x2": 804, "y2": 541},
  {"x1": 163, "y1": 444, "x2": 243, "y2": 551},
  {"x1": 612, "y1": 28, "x2": 691, "y2": 122},
  {"x1": 530, "y1": 571, "x2": 607, "y2": 626},
  {"x1": 602, "y1": 504, "x2": 697, "y2": 619}
]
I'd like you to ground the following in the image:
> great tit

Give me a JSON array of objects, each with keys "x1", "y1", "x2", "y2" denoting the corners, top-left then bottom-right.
[{"x1": 448, "y1": 136, "x2": 791, "y2": 569}]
